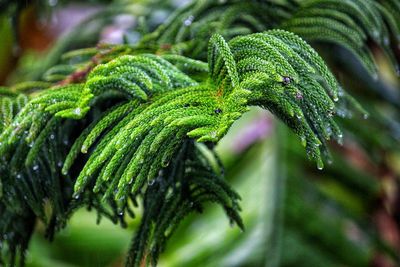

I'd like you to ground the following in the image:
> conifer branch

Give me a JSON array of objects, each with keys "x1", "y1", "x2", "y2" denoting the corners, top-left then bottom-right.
[{"x1": 1, "y1": 0, "x2": 399, "y2": 266}]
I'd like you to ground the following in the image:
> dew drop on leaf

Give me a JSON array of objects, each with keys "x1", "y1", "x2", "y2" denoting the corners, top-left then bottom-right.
[
  {"x1": 383, "y1": 37, "x2": 389, "y2": 46},
  {"x1": 317, "y1": 160, "x2": 324, "y2": 170},
  {"x1": 337, "y1": 133, "x2": 344, "y2": 145},
  {"x1": 73, "y1": 108, "x2": 81, "y2": 116},
  {"x1": 183, "y1": 15, "x2": 194, "y2": 26}
]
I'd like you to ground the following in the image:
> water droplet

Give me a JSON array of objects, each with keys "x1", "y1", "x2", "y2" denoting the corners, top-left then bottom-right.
[
  {"x1": 372, "y1": 30, "x2": 379, "y2": 39},
  {"x1": 326, "y1": 126, "x2": 332, "y2": 135},
  {"x1": 210, "y1": 131, "x2": 217, "y2": 138},
  {"x1": 383, "y1": 37, "x2": 390, "y2": 46},
  {"x1": 317, "y1": 160, "x2": 324, "y2": 170},
  {"x1": 336, "y1": 109, "x2": 346, "y2": 118},
  {"x1": 28, "y1": 142, "x2": 34, "y2": 148},
  {"x1": 337, "y1": 133, "x2": 344, "y2": 146},
  {"x1": 300, "y1": 136, "x2": 307, "y2": 147},
  {"x1": 282, "y1": 76, "x2": 292, "y2": 85},
  {"x1": 363, "y1": 113, "x2": 369, "y2": 119},
  {"x1": 214, "y1": 108, "x2": 223, "y2": 114},
  {"x1": 295, "y1": 91, "x2": 303, "y2": 100},
  {"x1": 337, "y1": 86, "x2": 345, "y2": 96},
  {"x1": 162, "y1": 161, "x2": 170, "y2": 167},
  {"x1": 50, "y1": 134, "x2": 55, "y2": 140},
  {"x1": 74, "y1": 194, "x2": 80, "y2": 200},
  {"x1": 16, "y1": 174, "x2": 22, "y2": 179},
  {"x1": 183, "y1": 15, "x2": 194, "y2": 26},
  {"x1": 57, "y1": 161, "x2": 63, "y2": 167},
  {"x1": 148, "y1": 179, "x2": 155, "y2": 186},
  {"x1": 32, "y1": 165, "x2": 39, "y2": 171},
  {"x1": 73, "y1": 108, "x2": 81, "y2": 116}
]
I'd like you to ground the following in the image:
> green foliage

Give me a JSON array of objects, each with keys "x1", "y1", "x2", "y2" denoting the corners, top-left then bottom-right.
[
  {"x1": 282, "y1": 0, "x2": 400, "y2": 76},
  {"x1": 0, "y1": 0, "x2": 399, "y2": 266},
  {"x1": 126, "y1": 140, "x2": 242, "y2": 267}
]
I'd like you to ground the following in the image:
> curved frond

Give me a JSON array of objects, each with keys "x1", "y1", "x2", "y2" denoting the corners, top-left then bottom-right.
[
  {"x1": 283, "y1": 0, "x2": 400, "y2": 77},
  {"x1": 54, "y1": 30, "x2": 356, "y2": 206}
]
